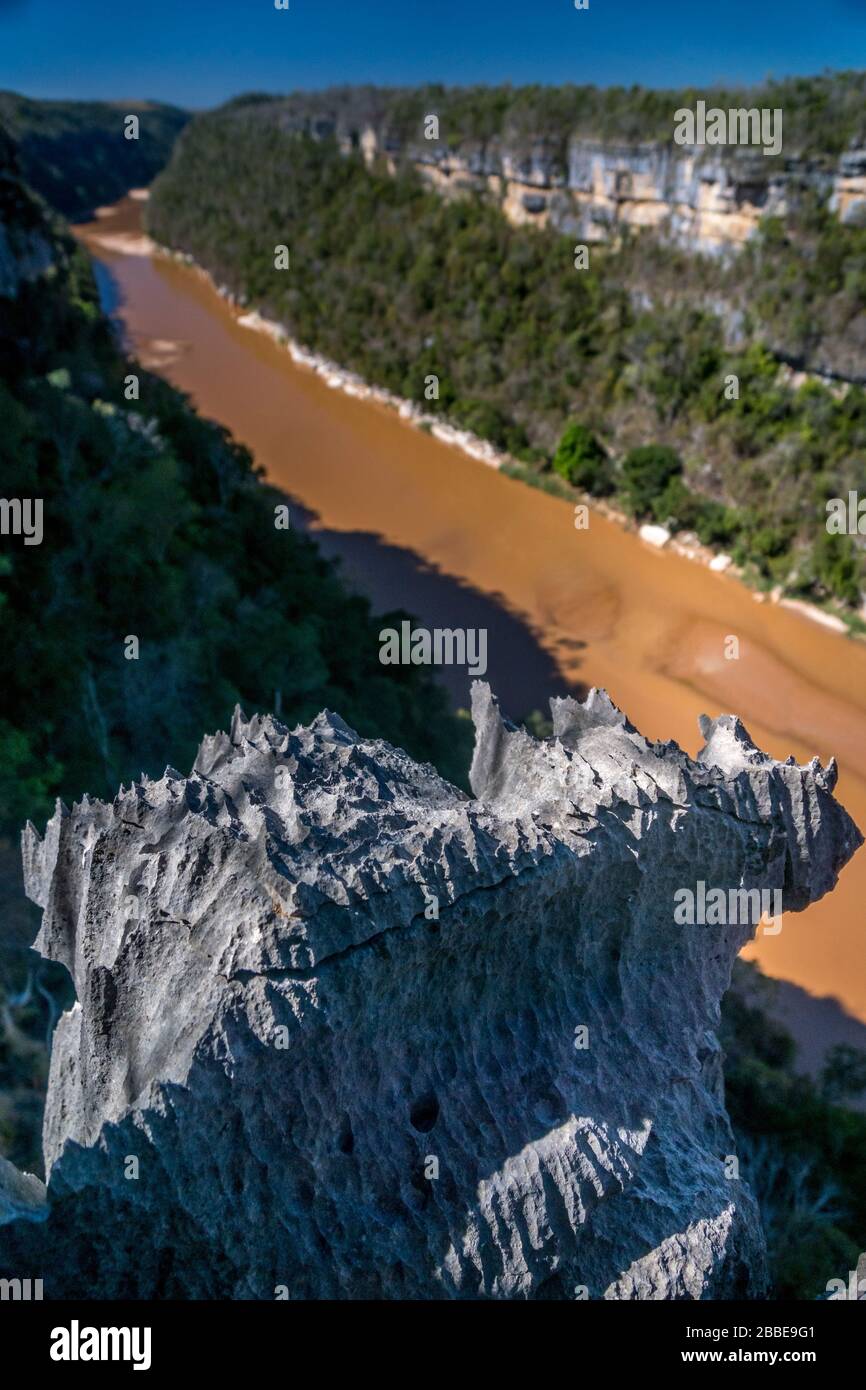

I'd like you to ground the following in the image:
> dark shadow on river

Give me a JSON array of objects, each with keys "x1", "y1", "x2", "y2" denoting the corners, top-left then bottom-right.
[
  {"x1": 288, "y1": 496, "x2": 586, "y2": 718},
  {"x1": 89, "y1": 251, "x2": 585, "y2": 722}
]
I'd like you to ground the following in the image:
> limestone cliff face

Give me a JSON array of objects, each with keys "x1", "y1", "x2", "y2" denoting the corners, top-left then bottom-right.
[
  {"x1": 176, "y1": 88, "x2": 866, "y2": 256},
  {"x1": 0, "y1": 687, "x2": 860, "y2": 1299},
  {"x1": 274, "y1": 94, "x2": 858, "y2": 253},
  {"x1": 358, "y1": 129, "x2": 859, "y2": 254}
]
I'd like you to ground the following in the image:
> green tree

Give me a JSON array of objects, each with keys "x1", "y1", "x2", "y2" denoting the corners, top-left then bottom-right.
[
  {"x1": 821, "y1": 1044, "x2": 866, "y2": 1104},
  {"x1": 551, "y1": 421, "x2": 611, "y2": 493},
  {"x1": 812, "y1": 531, "x2": 862, "y2": 606},
  {"x1": 620, "y1": 444, "x2": 683, "y2": 517}
]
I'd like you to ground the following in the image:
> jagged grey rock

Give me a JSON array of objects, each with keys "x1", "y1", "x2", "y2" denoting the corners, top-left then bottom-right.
[
  {"x1": 0, "y1": 685, "x2": 860, "y2": 1299},
  {"x1": 0, "y1": 1155, "x2": 46, "y2": 1227}
]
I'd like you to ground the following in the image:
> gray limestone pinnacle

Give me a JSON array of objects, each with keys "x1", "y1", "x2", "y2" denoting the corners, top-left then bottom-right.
[{"x1": 1, "y1": 682, "x2": 860, "y2": 1299}]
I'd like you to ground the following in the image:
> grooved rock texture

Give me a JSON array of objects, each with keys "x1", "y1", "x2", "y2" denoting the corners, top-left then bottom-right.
[{"x1": 0, "y1": 685, "x2": 860, "y2": 1299}]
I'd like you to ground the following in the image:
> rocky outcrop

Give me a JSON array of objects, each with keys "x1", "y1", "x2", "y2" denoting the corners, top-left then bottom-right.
[
  {"x1": 271, "y1": 101, "x2": 856, "y2": 254},
  {"x1": 367, "y1": 135, "x2": 796, "y2": 252},
  {"x1": 0, "y1": 1155, "x2": 46, "y2": 1227},
  {"x1": 367, "y1": 133, "x2": 866, "y2": 253},
  {"x1": 0, "y1": 687, "x2": 860, "y2": 1298}
]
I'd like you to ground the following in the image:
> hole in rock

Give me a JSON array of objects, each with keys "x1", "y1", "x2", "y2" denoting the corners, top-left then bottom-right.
[
  {"x1": 409, "y1": 1092, "x2": 440, "y2": 1133},
  {"x1": 338, "y1": 1119, "x2": 354, "y2": 1154}
]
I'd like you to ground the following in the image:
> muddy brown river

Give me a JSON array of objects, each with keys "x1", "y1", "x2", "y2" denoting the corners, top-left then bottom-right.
[{"x1": 78, "y1": 196, "x2": 866, "y2": 1024}]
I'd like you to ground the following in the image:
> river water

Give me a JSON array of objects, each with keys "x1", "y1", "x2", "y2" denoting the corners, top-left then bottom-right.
[{"x1": 77, "y1": 196, "x2": 866, "y2": 1025}]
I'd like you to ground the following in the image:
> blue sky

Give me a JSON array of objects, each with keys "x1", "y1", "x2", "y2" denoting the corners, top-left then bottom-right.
[{"x1": 2, "y1": 0, "x2": 866, "y2": 107}]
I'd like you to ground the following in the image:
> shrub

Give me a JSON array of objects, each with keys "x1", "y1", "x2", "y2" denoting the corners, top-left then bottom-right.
[
  {"x1": 822, "y1": 1045, "x2": 866, "y2": 1104},
  {"x1": 620, "y1": 444, "x2": 683, "y2": 517},
  {"x1": 651, "y1": 476, "x2": 701, "y2": 531},
  {"x1": 551, "y1": 421, "x2": 612, "y2": 493},
  {"x1": 693, "y1": 499, "x2": 743, "y2": 548},
  {"x1": 450, "y1": 396, "x2": 529, "y2": 455},
  {"x1": 812, "y1": 531, "x2": 862, "y2": 606}
]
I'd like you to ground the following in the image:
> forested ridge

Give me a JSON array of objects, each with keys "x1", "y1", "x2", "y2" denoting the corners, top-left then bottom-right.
[
  {"x1": 0, "y1": 126, "x2": 471, "y2": 837},
  {"x1": 149, "y1": 100, "x2": 866, "y2": 618},
  {"x1": 0, "y1": 91, "x2": 188, "y2": 219},
  {"x1": 218, "y1": 72, "x2": 866, "y2": 157}
]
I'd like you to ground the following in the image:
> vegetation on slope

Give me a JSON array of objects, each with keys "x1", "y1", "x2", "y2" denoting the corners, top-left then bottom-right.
[
  {"x1": 223, "y1": 72, "x2": 866, "y2": 159},
  {"x1": 0, "y1": 119, "x2": 474, "y2": 1169},
  {"x1": 722, "y1": 961, "x2": 866, "y2": 1300},
  {"x1": 148, "y1": 109, "x2": 866, "y2": 610},
  {"x1": 0, "y1": 129, "x2": 471, "y2": 833},
  {"x1": 0, "y1": 91, "x2": 188, "y2": 218}
]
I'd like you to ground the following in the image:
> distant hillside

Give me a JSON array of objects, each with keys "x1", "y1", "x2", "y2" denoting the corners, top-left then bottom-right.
[
  {"x1": 220, "y1": 73, "x2": 866, "y2": 157},
  {"x1": 0, "y1": 91, "x2": 188, "y2": 217},
  {"x1": 0, "y1": 123, "x2": 470, "y2": 837},
  {"x1": 148, "y1": 97, "x2": 866, "y2": 618},
  {"x1": 212, "y1": 77, "x2": 866, "y2": 260}
]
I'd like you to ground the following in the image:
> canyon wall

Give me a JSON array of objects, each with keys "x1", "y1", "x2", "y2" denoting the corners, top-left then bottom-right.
[
  {"x1": 244, "y1": 87, "x2": 866, "y2": 253},
  {"x1": 357, "y1": 132, "x2": 866, "y2": 254}
]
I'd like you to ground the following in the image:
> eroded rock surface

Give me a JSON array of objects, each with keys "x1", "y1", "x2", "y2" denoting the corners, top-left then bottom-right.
[
  {"x1": 234, "y1": 95, "x2": 865, "y2": 254},
  {"x1": 0, "y1": 686, "x2": 860, "y2": 1298}
]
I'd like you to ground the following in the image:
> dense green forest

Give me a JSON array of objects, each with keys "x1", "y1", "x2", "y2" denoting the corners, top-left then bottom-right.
[
  {"x1": 148, "y1": 103, "x2": 866, "y2": 615},
  {"x1": 0, "y1": 128, "x2": 471, "y2": 832},
  {"x1": 0, "y1": 91, "x2": 188, "y2": 217},
  {"x1": 227, "y1": 72, "x2": 866, "y2": 158}
]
